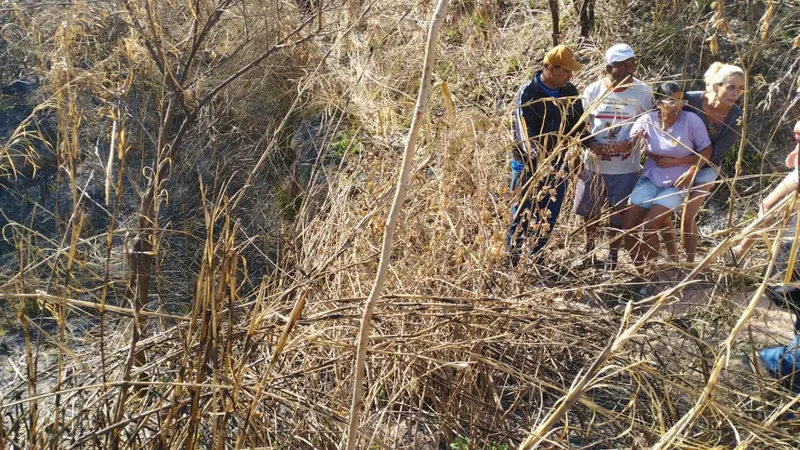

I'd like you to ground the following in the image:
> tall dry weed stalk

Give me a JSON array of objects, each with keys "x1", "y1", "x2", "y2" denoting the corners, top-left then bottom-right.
[
  {"x1": 345, "y1": 0, "x2": 450, "y2": 447},
  {"x1": 2, "y1": 0, "x2": 800, "y2": 448}
]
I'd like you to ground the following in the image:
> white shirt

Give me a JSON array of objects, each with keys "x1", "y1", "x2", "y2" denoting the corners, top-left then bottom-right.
[{"x1": 582, "y1": 78, "x2": 654, "y2": 174}]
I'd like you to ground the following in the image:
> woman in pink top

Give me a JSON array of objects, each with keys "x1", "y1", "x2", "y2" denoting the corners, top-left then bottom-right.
[
  {"x1": 729, "y1": 120, "x2": 800, "y2": 264},
  {"x1": 624, "y1": 82, "x2": 712, "y2": 291}
]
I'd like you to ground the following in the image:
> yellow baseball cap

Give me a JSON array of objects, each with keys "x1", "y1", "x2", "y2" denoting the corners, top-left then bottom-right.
[{"x1": 543, "y1": 45, "x2": 583, "y2": 72}]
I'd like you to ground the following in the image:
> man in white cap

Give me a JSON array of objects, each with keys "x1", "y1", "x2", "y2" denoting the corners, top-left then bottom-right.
[{"x1": 572, "y1": 43, "x2": 654, "y2": 270}]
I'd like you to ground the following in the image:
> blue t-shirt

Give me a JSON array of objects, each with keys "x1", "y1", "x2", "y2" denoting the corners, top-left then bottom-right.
[{"x1": 536, "y1": 74, "x2": 560, "y2": 98}]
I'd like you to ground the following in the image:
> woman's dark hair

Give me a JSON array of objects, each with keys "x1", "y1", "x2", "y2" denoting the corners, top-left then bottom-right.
[{"x1": 656, "y1": 81, "x2": 683, "y2": 100}]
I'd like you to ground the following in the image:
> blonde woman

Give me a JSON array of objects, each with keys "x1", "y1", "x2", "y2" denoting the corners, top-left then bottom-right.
[{"x1": 659, "y1": 62, "x2": 745, "y2": 263}]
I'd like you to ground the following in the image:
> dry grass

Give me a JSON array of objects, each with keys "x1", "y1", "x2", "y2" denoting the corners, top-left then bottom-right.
[{"x1": 1, "y1": 0, "x2": 800, "y2": 448}]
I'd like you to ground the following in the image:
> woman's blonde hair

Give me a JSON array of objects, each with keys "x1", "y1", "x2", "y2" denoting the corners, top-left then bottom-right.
[{"x1": 704, "y1": 62, "x2": 745, "y2": 92}]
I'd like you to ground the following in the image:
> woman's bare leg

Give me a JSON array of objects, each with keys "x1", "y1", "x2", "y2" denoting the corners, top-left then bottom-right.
[
  {"x1": 661, "y1": 222, "x2": 679, "y2": 262},
  {"x1": 732, "y1": 175, "x2": 799, "y2": 261},
  {"x1": 641, "y1": 205, "x2": 673, "y2": 264},
  {"x1": 682, "y1": 184, "x2": 713, "y2": 263}
]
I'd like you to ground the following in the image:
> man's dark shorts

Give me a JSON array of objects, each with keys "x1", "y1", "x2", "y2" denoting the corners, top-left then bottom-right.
[{"x1": 572, "y1": 168, "x2": 638, "y2": 225}]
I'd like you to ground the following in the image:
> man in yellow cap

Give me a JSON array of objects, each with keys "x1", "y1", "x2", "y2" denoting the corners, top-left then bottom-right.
[{"x1": 508, "y1": 44, "x2": 586, "y2": 267}]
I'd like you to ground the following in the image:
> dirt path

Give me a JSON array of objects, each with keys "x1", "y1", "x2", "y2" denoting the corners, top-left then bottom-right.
[{"x1": 662, "y1": 272, "x2": 796, "y2": 345}]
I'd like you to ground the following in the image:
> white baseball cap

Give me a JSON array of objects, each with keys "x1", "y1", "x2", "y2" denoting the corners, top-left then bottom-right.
[{"x1": 605, "y1": 44, "x2": 635, "y2": 65}]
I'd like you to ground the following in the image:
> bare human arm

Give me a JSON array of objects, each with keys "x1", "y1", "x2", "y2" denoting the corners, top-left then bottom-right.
[
  {"x1": 786, "y1": 143, "x2": 799, "y2": 169},
  {"x1": 674, "y1": 145, "x2": 713, "y2": 189}
]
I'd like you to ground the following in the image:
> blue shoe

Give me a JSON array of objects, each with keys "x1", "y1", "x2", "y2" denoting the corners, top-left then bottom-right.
[{"x1": 758, "y1": 335, "x2": 800, "y2": 394}]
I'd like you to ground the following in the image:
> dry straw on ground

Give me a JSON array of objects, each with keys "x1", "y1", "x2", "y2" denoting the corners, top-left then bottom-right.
[{"x1": 1, "y1": 0, "x2": 800, "y2": 449}]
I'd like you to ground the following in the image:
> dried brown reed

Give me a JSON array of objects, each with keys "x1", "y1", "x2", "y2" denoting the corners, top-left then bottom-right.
[{"x1": 2, "y1": 0, "x2": 800, "y2": 449}]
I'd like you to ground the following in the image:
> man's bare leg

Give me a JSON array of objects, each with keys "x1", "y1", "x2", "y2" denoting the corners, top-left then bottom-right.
[
  {"x1": 605, "y1": 206, "x2": 628, "y2": 269},
  {"x1": 583, "y1": 216, "x2": 601, "y2": 254},
  {"x1": 571, "y1": 215, "x2": 603, "y2": 270},
  {"x1": 624, "y1": 205, "x2": 650, "y2": 269}
]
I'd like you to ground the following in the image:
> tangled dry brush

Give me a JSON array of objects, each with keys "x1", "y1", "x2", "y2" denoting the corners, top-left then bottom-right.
[{"x1": 1, "y1": 0, "x2": 800, "y2": 448}]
